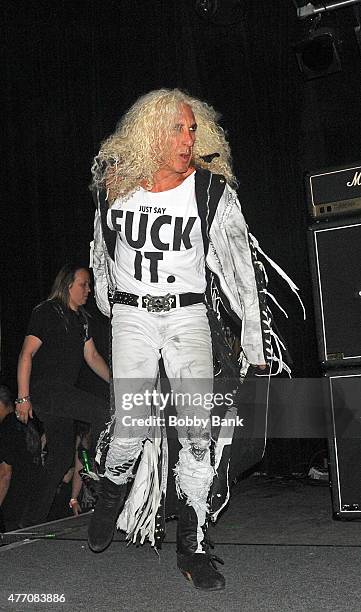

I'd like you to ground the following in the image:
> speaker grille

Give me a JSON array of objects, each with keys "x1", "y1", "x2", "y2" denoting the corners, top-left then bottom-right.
[{"x1": 309, "y1": 220, "x2": 361, "y2": 366}]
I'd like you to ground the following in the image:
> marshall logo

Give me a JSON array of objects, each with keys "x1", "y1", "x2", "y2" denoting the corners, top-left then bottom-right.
[{"x1": 347, "y1": 171, "x2": 361, "y2": 187}]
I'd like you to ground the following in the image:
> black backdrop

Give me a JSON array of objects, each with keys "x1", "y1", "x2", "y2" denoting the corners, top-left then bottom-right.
[{"x1": 3, "y1": 0, "x2": 361, "y2": 390}]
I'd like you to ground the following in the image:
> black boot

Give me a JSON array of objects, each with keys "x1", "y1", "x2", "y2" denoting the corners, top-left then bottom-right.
[
  {"x1": 176, "y1": 500, "x2": 225, "y2": 591},
  {"x1": 88, "y1": 477, "x2": 127, "y2": 553}
]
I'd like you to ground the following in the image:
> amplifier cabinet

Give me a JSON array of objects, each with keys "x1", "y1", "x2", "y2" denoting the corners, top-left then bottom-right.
[
  {"x1": 326, "y1": 369, "x2": 361, "y2": 519},
  {"x1": 308, "y1": 217, "x2": 361, "y2": 368},
  {"x1": 306, "y1": 162, "x2": 361, "y2": 219}
]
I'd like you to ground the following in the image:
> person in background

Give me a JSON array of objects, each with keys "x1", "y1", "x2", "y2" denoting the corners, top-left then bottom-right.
[
  {"x1": 69, "y1": 422, "x2": 97, "y2": 516},
  {"x1": 17, "y1": 263, "x2": 110, "y2": 527},
  {"x1": 47, "y1": 423, "x2": 92, "y2": 520},
  {"x1": 0, "y1": 385, "x2": 41, "y2": 531}
]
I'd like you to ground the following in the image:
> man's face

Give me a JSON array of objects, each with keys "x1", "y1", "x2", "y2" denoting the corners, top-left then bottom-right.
[
  {"x1": 161, "y1": 104, "x2": 197, "y2": 175},
  {"x1": 68, "y1": 269, "x2": 91, "y2": 311}
]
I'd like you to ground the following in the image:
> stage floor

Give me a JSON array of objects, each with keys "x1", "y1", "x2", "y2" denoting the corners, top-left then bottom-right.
[{"x1": 2, "y1": 475, "x2": 361, "y2": 612}]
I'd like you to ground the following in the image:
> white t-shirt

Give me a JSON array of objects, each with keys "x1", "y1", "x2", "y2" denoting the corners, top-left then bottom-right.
[{"x1": 107, "y1": 172, "x2": 206, "y2": 295}]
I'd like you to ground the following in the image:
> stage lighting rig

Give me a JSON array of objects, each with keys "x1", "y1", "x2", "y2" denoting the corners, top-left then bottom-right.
[
  {"x1": 294, "y1": 20, "x2": 342, "y2": 79},
  {"x1": 293, "y1": 1, "x2": 361, "y2": 19}
]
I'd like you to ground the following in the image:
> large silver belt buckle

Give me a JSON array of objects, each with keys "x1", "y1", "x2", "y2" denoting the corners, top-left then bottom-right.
[{"x1": 143, "y1": 293, "x2": 174, "y2": 312}]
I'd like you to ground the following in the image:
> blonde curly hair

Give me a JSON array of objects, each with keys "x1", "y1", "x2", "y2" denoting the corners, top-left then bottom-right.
[{"x1": 91, "y1": 88, "x2": 237, "y2": 203}]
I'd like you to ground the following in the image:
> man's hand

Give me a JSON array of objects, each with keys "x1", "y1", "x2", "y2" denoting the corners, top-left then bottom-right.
[
  {"x1": 15, "y1": 399, "x2": 33, "y2": 424},
  {"x1": 69, "y1": 498, "x2": 82, "y2": 516},
  {"x1": 251, "y1": 364, "x2": 267, "y2": 370}
]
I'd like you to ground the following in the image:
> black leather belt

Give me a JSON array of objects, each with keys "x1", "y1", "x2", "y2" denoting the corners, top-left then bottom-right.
[{"x1": 111, "y1": 291, "x2": 204, "y2": 312}]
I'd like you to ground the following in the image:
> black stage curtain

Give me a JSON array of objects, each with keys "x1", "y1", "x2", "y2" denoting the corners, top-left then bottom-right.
[{"x1": 3, "y1": 0, "x2": 361, "y2": 394}]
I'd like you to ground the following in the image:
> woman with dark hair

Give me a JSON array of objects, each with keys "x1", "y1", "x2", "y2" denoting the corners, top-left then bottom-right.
[{"x1": 17, "y1": 263, "x2": 109, "y2": 526}]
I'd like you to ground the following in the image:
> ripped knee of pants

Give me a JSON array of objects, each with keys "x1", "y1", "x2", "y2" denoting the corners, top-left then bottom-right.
[
  {"x1": 174, "y1": 437, "x2": 214, "y2": 521},
  {"x1": 180, "y1": 426, "x2": 211, "y2": 462}
]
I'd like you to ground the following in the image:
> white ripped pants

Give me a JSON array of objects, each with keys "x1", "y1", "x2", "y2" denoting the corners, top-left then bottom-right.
[{"x1": 105, "y1": 302, "x2": 214, "y2": 550}]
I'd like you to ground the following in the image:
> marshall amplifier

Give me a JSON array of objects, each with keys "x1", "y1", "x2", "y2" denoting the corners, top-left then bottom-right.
[
  {"x1": 308, "y1": 217, "x2": 361, "y2": 368},
  {"x1": 306, "y1": 162, "x2": 361, "y2": 219},
  {"x1": 325, "y1": 369, "x2": 361, "y2": 519}
]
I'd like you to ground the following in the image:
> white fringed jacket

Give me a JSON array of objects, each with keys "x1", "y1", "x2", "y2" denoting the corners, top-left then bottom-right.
[{"x1": 90, "y1": 169, "x2": 287, "y2": 374}]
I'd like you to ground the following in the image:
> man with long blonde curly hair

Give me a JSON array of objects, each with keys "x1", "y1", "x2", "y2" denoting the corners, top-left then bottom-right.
[
  {"x1": 91, "y1": 88, "x2": 237, "y2": 200},
  {"x1": 88, "y1": 88, "x2": 270, "y2": 591}
]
